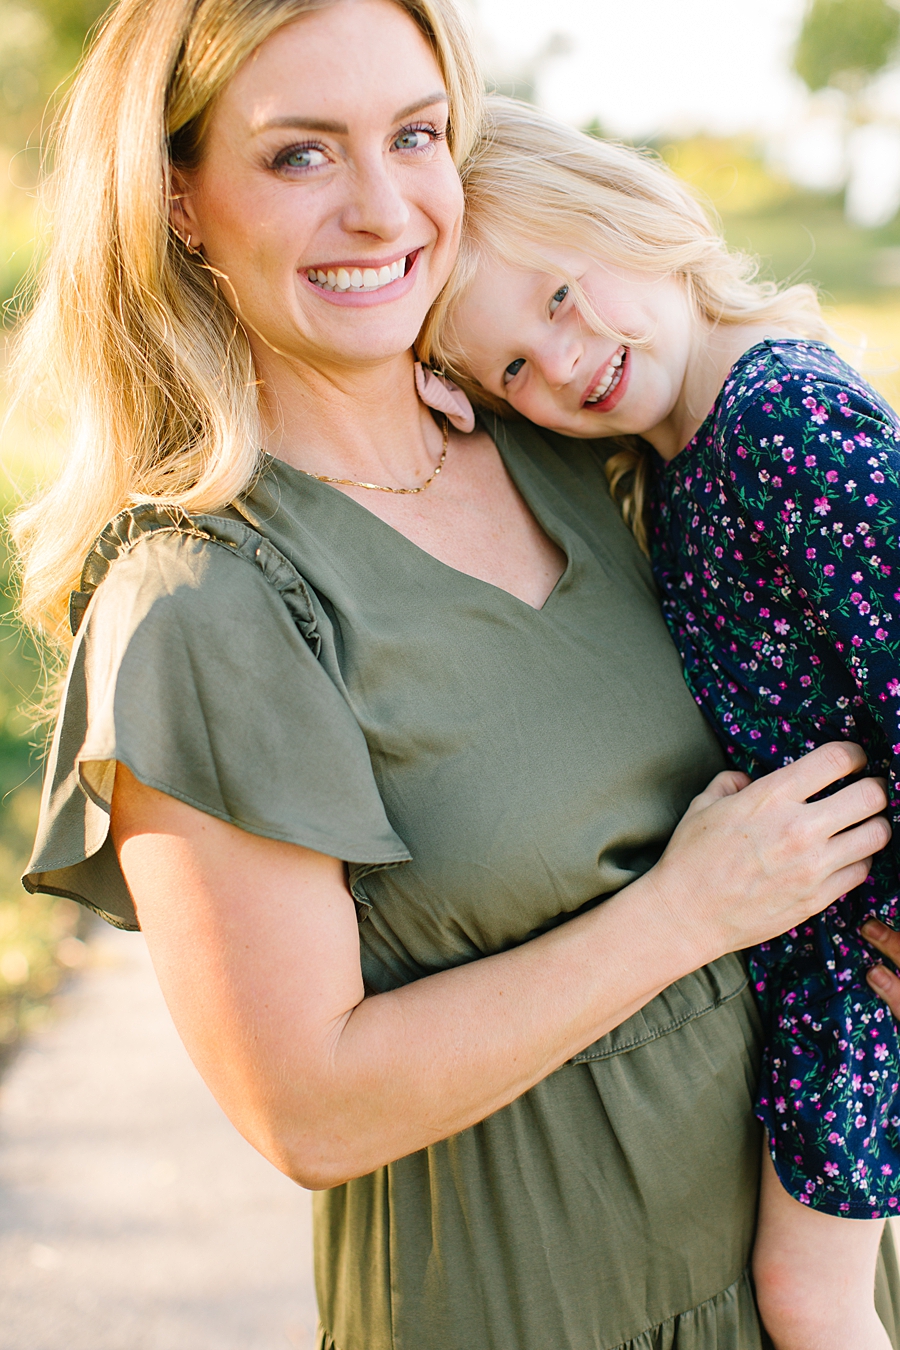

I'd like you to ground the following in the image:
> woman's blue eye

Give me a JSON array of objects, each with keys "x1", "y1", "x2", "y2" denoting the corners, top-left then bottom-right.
[
  {"x1": 278, "y1": 145, "x2": 328, "y2": 171},
  {"x1": 549, "y1": 285, "x2": 569, "y2": 314},
  {"x1": 504, "y1": 358, "x2": 526, "y2": 384},
  {"x1": 394, "y1": 128, "x2": 433, "y2": 151}
]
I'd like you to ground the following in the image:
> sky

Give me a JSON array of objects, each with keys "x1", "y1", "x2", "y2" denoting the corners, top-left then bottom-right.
[{"x1": 471, "y1": 0, "x2": 811, "y2": 139}]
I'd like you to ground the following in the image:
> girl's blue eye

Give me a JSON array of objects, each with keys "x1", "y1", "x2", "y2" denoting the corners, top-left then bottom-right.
[
  {"x1": 394, "y1": 128, "x2": 434, "y2": 151},
  {"x1": 503, "y1": 358, "x2": 526, "y2": 384},
  {"x1": 549, "y1": 284, "x2": 569, "y2": 314},
  {"x1": 278, "y1": 145, "x2": 327, "y2": 171}
]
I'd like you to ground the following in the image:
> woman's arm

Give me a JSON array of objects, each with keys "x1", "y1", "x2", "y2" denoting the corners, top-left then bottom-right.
[{"x1": 113, "y1": 742, "x2": 888, "y2": 1189}]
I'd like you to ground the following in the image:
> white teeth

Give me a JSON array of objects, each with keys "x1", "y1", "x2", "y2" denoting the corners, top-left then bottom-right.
[
  {"x1": 308, "y1": 257, "x2": 409, "y2": 292},
  {"x1": 585, "y1": 346, "x2": 627, "y2": 405}
]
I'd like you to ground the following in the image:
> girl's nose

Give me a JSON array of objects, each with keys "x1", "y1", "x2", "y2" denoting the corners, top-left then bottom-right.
[
  {"x1": 535, "y1": 335, "x2": 581, "y2": 390},
  {"x1": 340, "y1": 160, "x2": 409, "y2": 241}
]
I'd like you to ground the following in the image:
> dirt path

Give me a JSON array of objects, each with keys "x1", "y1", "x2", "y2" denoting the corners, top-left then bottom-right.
[{"x1": 0, "y1": 922, "x2": 317, "y2": 1350}]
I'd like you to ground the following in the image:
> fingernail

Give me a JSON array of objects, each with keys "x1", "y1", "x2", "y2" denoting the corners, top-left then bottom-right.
[
  {"x1": 869, "y1": 964, "x2": 892, "y2": 992},
  {"x1": 862, "y1": 919, "x2": 888, "y2": 939}
]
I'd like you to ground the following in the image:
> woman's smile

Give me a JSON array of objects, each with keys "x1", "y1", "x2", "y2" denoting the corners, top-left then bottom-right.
[
  {"x1": 303, "y1": 247, "x2": 420, "y2": 304},
  {"x1": 172, "y1": 0, "x2": 464, "y2": 371}
]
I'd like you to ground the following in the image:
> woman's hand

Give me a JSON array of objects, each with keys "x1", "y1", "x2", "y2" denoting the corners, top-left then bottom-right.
[
  {"x1": 644, "y1": 741, "x2": 891, "y2": 970},
  {"x1": 861, "y1": 919, "x2": 900, "y2": 1012},
  {"x1": 111, "y1": 743, "x2": 890, "y2": 1188}
]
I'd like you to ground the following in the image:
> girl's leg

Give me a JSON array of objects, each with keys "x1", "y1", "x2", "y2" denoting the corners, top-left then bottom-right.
[{"x1": 752, "y1": 1141, "x2": 890, "y2": 1349}]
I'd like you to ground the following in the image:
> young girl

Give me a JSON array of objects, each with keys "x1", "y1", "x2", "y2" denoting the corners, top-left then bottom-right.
[{"x1": 422, "y1": 95, "x2": 900, "y2": 1349}]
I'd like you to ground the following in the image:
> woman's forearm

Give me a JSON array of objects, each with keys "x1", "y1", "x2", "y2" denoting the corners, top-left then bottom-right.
[{"x1": 114, "y1": 747, "x2": 888, "y2": 1189}]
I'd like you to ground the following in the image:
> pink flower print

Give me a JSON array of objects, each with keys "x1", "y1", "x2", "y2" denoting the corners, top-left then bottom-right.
[
  {"x1": 854, "y1": 1074, "x2": 863, "y2": 1090},
  {"x1": 806, "y1": 547, "x2": 816, "y2": 559},
  {"x1": 853, "y1": 571, "x2": 864, "y2": 583},
  {"x1": 766, "y1": 381, "x2": 782, "y2": 392},
  {"x1": 866, "y1": 494, "x2": 879, "y2": 506},
  {"x1": 851, "y1": 592, "x2": 862, "y2": 604},
  {"x1": 759, "y1": 608, "x2": 770, "y2": 618},
  {"x1": 825, "y1": 1111, "x2": 836, "y2": 1121},
  {"x1": 877, "y1": 628, "x2": 888, "y2": 640},
  {"x1": 844, "y1": 440, "x2": 856, "y2": 453},
  {"x1": 790, "y1": 1078, "x2": 802, "y2": 1089},
  {"x1": 887, "y1": 679, "x2": 900, "y2": 696},
  {"x1": 872, "y1": 471, "x2": 885, "y2": 483},
  {"x1": 824, "y1": 1161, "x2": 840, "y2": 1176},
  {"x1": 814, "y1": 497, "x2": 830, "y2": 516},
  {"x1": 826, "y1": 470, "x2": 839, "y2": 483},
  {"x1": 775, "y1": 1097, "x2": 786, "y2": 1114},
  {"x1": 824, "y1": 564, "x2": 835, "y2": 576},
  {"x1": 805, "y1": 454, "x2": 817, "y2": 467},
  {"x1": 805, "y1": 1181, "x2": 816, "y2": 1194},
  {"x1": 876, "y1": 1043, "x2": 889, "y2": 1061},
  {"x1": 856, "y1": 1114, "x2": 868, "y2": 1128},
  {"x1": 842, "y1": 534, "x2": 855, "y2": 546},
  {"x1": 858, "y1": 601, "x2": 871, "y2": 615},
  {"x1": 763, "y1": 402, "x2": 773, "y2": 413},
  {"x1": 774, "y1": 619, "x2": 790, "y2": 635}
]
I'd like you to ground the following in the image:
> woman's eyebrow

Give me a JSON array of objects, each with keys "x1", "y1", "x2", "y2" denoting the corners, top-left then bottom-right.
[{"x1": 254, "y1": 92, "x2": 448, "y2": 137}]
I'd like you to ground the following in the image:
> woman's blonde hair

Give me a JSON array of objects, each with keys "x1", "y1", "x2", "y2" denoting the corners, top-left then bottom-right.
[
  {"x1": 420, "y1": 96, "x2": 831, "y2": 553},
  {"x1": 11, "y1": 0, "x2": 483, "y2": 641}
]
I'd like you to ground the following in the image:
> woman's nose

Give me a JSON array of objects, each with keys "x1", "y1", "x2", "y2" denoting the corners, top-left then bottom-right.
[{"x1": 340, "y1": 159, "x2": 409, "y2": 241}]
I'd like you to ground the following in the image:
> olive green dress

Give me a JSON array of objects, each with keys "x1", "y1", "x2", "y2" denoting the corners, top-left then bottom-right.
[{"x1": 24, "y1": 418, "x2": 900, "y2": 1348}]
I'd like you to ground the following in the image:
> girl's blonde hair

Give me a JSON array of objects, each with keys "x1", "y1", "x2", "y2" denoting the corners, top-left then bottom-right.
[
  {"x1": 420, "y1": 96, "x2": 831, "y2": 553},
  {"x1": 11, "y1": 0, "x2": 483, "y2": 641}
]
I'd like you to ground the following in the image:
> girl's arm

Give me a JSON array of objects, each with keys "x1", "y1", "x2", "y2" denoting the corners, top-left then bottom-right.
[{"x1": 113, "y1": 742, "x2": 886, "y2": 1189}]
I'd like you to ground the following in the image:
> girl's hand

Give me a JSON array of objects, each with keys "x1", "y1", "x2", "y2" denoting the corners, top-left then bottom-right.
[
  {"x1": 645, "y1": 741, "x2": 891, "y2": 966},
  {"x1": 861, "y1": 920, "x2": 900, "y2": 1012}
]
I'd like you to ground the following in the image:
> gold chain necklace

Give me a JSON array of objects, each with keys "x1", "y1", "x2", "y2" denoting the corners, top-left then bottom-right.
[{"x1": 298, "y1": 416, "x2": 449, "y2": 495}]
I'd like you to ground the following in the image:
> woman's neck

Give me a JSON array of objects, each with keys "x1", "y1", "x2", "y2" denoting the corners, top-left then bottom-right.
[{"x1": 256, "y1": 346, "x2": 443, "y2": 487}]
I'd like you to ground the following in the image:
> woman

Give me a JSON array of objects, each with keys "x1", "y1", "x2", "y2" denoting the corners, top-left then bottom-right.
[{"x1": 12, "y1": 0, "x2": 900, "y2": 1346}]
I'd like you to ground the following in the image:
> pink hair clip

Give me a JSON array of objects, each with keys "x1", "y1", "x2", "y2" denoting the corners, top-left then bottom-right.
[{"x1": 415, "y1": 362, "x2": 476, "y2": 434}]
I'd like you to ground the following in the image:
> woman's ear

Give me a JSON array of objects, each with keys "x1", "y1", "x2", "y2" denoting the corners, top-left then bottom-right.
[{"x1": 169, "y1": 167, "x2": 204, "y2": 252}]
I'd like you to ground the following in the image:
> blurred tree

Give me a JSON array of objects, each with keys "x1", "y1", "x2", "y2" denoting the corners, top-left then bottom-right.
[{"x1": 793, "y1": 0, "x2": 900, "y2": 95}]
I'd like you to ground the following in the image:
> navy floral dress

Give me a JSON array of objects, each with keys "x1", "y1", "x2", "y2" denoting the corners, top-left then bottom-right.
[{"x1": 650, "y1": 339, "x2": 900, "y2": 1218}]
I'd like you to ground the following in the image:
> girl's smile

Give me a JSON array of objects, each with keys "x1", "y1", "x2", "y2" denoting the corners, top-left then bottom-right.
[{"x1": 452, "y1": 246, "x2": 714, "y2": 458}]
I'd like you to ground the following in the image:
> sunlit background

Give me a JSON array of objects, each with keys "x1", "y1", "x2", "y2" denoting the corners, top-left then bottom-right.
[{"x1": 4, "y1": 0, "x2": 900, "y2": 1042}]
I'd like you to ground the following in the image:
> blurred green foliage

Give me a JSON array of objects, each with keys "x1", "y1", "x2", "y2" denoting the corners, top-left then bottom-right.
[
  {"x1": 0, "y1": 476, "x2": 87, "y2": 1068},
  {"x1": 794, "y1": 0, "x2": 900, "y2": 94}
]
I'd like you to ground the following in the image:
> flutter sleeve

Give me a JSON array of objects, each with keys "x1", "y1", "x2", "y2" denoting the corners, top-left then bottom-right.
[
  {"x1": 24, "y1": 508, "x2": 410, "y2": 929},
  {"x1": 726, "y1": 351, "x2": 900, "y2": 819}
]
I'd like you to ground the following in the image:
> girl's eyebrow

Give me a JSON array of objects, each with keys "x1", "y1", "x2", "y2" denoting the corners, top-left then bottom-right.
[{"x1": 253, "y1": 91, "x2": 448, "y2": 137}]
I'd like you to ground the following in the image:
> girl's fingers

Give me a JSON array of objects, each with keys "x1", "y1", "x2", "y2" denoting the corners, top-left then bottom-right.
[
  {"x1": 861, "y1": 921, "x2": 900, "y2": 1018},
  {"x1": 867, "y1": 962, "x2": 900, "y2": 1018},
  {"x1": 861, "y1": 918, "x2": 900, "y2": 967}
]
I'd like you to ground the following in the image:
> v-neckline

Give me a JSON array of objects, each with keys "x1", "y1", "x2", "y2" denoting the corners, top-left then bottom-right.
[{"x1": 260, "y1": 426, "x2": 575, "y2": 615}]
